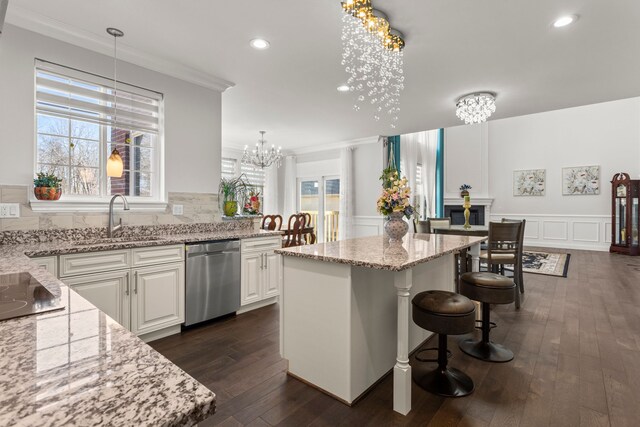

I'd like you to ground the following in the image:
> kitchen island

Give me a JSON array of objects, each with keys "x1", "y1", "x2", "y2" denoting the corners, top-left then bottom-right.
[{"x1": 276, "y1": 233, "x2": 485, "y2": 415}]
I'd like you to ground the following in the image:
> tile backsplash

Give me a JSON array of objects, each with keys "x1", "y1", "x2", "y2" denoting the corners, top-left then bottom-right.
[{"x1": 0, "y1": 185, "x2": 222, "y2": 232}]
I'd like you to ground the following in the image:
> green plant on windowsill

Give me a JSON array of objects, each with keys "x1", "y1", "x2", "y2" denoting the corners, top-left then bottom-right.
[
  {"x1": 219, "y1": 174, "x2": 250, "y2": 217},
  {"x1": 33, "y1": 172, "x2": 63, "y2": 201}
]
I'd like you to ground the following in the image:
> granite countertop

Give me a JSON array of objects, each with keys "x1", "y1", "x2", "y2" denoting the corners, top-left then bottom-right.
[
  {"x1": 276, "y1": 234, "x2": 486, "y2": 271},
  {"x1": 23, "y1": 229, "x2": 282, "y2": 257},
  {"x1": 0, "y1": 228, "x2": 280, "y2": 426}
]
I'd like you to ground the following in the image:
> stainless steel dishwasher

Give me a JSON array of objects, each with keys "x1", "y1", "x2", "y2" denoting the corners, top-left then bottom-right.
[{"x1": 185, "y1": 239, "x2": 241, "y2": 326}]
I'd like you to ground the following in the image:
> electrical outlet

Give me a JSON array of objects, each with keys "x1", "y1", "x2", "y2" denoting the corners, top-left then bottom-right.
[
  {"x1": 0, "y1": 203, "x2": 20, "y2": 218},
  {"x1": 172, "y1": 204, "x2": 184, "y2": 216}
]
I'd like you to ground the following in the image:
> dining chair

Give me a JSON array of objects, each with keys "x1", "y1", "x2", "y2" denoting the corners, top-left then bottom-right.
[
  {"x1": 501, "y1": 218, "x2": 526, "y2": 295},
  {"x1": 284, "y1": 213, "x2": 307, "y2": 248},
  {"x1": 429, "y1": 217, "x2": 451, "y2": 232},
  {"x1": 479, "y1": 221, "x2": 523, "y2": 309},
  {"x1": 414, "y1": 220, "x2": 431, "y2": 234},
  {"x1": 261, "y1": 214, "x2": 283, "y2": 231}
]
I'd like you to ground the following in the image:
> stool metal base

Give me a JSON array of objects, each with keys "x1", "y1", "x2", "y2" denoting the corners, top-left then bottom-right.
[
  {"x1": 413, "y1": 367, "x2": 474, "y2": 398},
  {"x1": 459, "y1": 338, "x2": 514, "y2": 363}
]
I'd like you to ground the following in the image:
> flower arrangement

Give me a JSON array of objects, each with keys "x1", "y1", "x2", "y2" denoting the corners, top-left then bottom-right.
[
  {"x1": 376, "y1": 168, "x2": 414, "y2": 219},
  {"x1": 243, "y1": 189, "x2": 261, "y2": 215},
  {"x1": 459, "y1": 183, "x2": 472, "y2": 198}
]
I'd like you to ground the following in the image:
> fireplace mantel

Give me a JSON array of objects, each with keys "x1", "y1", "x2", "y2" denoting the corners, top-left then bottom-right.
[{"x1": 444, "y1": 197, "x2": 494, "y2": 226}]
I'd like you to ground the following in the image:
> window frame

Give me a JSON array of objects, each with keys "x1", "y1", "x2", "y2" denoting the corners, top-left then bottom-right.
[{"x1": 31, "y1": 60, "x2": 166, "y2": 212}]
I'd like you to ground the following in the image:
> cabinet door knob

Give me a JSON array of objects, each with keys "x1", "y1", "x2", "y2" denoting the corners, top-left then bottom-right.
[
  {"x1": 125, "y1": 272, "x2": 130, "y2": 295},
  {"x1": 134, "y1": 271, "x2": 138, "y2": 294}
]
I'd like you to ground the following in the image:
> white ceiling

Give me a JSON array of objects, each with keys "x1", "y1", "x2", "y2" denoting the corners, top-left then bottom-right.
[{"x1": 7, "y1": 0, "x2": 640, "y2": 151}]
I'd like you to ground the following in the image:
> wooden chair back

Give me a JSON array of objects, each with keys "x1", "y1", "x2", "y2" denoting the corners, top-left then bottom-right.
[
  {"x1": 501, "y1": 218, "x2": 526, "y2": 254},
  {"x1": 429, "y1": 217, "x2": 451, "y2": 232},
  {"x1": 487, "y1": 221, "x2": 522, "y2": 265},
  {"x1": 284, "y1": 213, "x2": 307, "y2": 247},
  {"x1": 414, "y1": 220, "x2": 431, "y2": 234},
  {"x1": 261, "y1": 215, "x2": 283, "y2": 231}
]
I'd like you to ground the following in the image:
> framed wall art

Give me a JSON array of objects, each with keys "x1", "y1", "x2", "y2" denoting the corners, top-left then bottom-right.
[
  {"x1": 562, "y1": 165, "x2": 600, "y2": 195},
  {"x1": 513, "y1": 169, "x2": 546, "y2": 196}
]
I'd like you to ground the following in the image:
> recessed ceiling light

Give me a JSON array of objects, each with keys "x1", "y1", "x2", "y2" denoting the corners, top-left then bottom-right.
[
  {"x1": 553, "y1": 15, "x2": 578, "y2": 28},
  {"x1": 337, "y1": 85, "x2": 350, "y2": 92},
  {"x1": 249, "y1": 38, "x2": 270, "y2": 50}
]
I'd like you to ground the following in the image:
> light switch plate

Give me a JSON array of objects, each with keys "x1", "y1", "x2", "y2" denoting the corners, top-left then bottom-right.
[
  {"x1": 172, "y1": 204, "x2": 184, "y2": 216},
  {"x1": 0, "y1": 203, "x2": 20, "y2": 218}
]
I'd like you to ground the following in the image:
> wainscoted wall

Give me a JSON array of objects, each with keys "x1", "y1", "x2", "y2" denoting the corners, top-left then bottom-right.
[
  {"x1": 492, "y1": 213, "x2": 611, "y2": 251},
  {"x1": 352, "y1": 216, "x2": 384, "y2": 238},
  {"x1": 0, "y1": 185, "x2": 221, "y2": 232}
]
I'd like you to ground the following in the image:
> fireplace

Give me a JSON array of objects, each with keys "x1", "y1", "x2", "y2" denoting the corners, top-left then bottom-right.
[{"x1": 444, "y1": 205, "x2": 485, "y2": 226}]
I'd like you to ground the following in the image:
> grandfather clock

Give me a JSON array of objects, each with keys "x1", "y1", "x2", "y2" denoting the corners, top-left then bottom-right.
[{"x1": 610, "y1": 173, "x2": 639, "y2": 255}]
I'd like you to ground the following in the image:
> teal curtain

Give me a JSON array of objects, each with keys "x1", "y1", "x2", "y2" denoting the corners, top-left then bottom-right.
[
  {"x1": 387, "y1": 135, "x2": 401, "y2": 172},
  {"x1": 435, "y1": 129, "x2": 444, "y2": 217}
]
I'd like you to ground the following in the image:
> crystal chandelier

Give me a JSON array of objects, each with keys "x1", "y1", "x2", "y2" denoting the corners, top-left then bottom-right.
[
  {"x1": 340, "y1": 0, "x2": 405, "y2": 128},
  {"x1": 242, "y1": 131, "x2": 282, "y2": 169},
  {"x1": 455, "y1": 92, "x2": 497, "y2": 125}
]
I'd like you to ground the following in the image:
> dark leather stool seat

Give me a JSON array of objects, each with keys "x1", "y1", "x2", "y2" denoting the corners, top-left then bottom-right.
[
  {"x1": 411, "y1": 290, "x2": 476, "y2": 398},
  {"x1": 458, "y1": 272, "x2": 516, "y2": 363}
]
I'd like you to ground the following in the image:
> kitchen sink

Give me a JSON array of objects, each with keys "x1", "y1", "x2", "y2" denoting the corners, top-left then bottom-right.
[{"x1": 71, "y1": 236, "x2": 165, "y2": 246}]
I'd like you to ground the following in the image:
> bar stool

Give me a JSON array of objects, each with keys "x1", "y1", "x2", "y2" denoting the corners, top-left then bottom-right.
[
  {"x1": 412, "y1": 290, "x2": 476, "y2": 397},
  {"x1": 458, "y1": 272, "x2": 516, "y2": 363}
]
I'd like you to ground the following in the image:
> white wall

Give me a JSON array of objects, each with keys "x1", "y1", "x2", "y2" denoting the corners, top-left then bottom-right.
[
  {"x1": 0, "y1": 24, "x2": 222, "y2": 196},
  {"x1": 352, "y1": 141, "x2": 384, "y2": 237},
  {"x1": 444, "y1": 123, "x2": 489, "y2": 199},
  {"x1": 487, "y1": 97, "x2": 640, "y2": 250},
  {"x1": 444, "y1": 97, "x2": 640, "y2": 251}
]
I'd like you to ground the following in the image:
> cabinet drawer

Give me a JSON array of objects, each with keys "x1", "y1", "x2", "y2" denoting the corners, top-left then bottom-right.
[
  {"x1": 60, "y1": 250, "x2": 130, "y2": 277},
  {"x1": 132, "y1": 245, "x2": 184, "y2": 267},
  {"x1": 241, "y1": 237, "x2": 282, "y2": 253}
]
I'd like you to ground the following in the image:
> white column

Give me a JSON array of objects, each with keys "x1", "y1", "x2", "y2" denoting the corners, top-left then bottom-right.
[
  {"x1": 393, "y1": 268, "x2": 413, "y2": 415},
  {"x1": 469, "y1": 241, "x2": 482, "y2": 320},
  {"x1": 469, "y1": 242, "x2": 481, "y2": 272}
]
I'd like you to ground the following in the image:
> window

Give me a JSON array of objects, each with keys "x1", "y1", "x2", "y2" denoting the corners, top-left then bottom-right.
[
  {"x1": 221, "y1": 157, "x2": 237, "y2": 181},
  {"x1": 240, "y1": 163, "x2": 265, "y2": 195},
  {"x1": 35, "y1": 60, "x2": 163, "y2": 202}
]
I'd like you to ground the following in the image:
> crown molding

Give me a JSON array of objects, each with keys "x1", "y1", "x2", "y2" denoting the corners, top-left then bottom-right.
[{"x1": 5, "y1": 5, "x2": 235, "y2": 92}]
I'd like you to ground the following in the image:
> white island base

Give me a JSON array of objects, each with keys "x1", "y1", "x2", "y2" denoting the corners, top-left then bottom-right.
[{"x1": 280, "y1": 252, "x2": 457, "y2": 413}]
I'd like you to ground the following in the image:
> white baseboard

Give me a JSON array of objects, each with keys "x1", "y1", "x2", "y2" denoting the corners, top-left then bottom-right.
[
  {"x1": 237, "y1": 297, "x2": 278, "y2": 314},
  {"x1": 492, "y1": 213, "x2": 611, "y2": 252},
  {"x1": 139, "y1": 324, "x2": 182, "y2": 343}
]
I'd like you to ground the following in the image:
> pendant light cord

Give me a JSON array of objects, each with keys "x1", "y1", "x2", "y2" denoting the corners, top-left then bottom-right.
[{"x1": 113, "y1": 33, "x2": 118, "y2": 127}]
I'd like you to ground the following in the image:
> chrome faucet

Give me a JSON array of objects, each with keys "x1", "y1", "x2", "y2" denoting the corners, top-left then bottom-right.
[{"x1": 108, "y1": 194, "x2": 130, "y2": 238}]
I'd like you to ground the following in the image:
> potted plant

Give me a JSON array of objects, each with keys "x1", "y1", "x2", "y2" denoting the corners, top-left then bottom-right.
[
  {"x1": 459, "y1": 184, "x2": 472, "y2": 198},
  {"x1": 34, "y1": 172, "x2": 63, "y2": 200},
  {"x1": 219, "y1": 175, "x2": 249, "y2": 217}
]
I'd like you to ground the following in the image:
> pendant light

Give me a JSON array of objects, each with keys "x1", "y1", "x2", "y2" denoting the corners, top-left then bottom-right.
[{"x1": 106, "y1": 27, "x2": 124, "y2": 178}]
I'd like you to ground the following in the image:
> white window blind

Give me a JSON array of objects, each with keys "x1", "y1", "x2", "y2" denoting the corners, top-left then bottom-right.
[
  {"x1": 35, "y1": 60, "x2": 162, "y2": 134},
  {"x1": 240, "y1": 163, "x2": 265, "y2": 189},
  {"x1": 221, "y1": 157, "x2": 237, "y2": 180}
]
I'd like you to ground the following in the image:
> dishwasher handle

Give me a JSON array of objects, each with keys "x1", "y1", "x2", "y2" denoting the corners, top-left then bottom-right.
[{"x1": 186, "y1": 240, "x2": 240, "y2": 256}]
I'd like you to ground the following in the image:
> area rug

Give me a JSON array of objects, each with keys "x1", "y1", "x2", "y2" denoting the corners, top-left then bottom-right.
[{"x1": 520, "y1": 250, "x2": 571, "y2": 277}]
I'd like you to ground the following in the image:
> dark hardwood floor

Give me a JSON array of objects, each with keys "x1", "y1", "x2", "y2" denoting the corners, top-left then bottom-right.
[{"x1": 150, "y1": 249, "x2": 640, "y2": 426}]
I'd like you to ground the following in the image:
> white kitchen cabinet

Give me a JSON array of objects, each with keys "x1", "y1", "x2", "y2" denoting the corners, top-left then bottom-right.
[
  {"x1": 64, "y1": 270, "x2": 130, "y2": 328},
  {"x1": 58, "y1": 244, "x2": 185, "y2": 341},
  {"x1": 263, "y1": 251, "x2": 281, "y2": 299},
  {"x1": 241, "y1": 251, "x2": 263, "y2": 306},
  {"x1": 240, "y1": 237, "x2": 282, "y2": 307},
  {"x1": 131, "y1": 263, "x2": 185, "y2": 336},
  {"x1": 31, "y1": 256, "x2": 58, "y2": 277}
]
